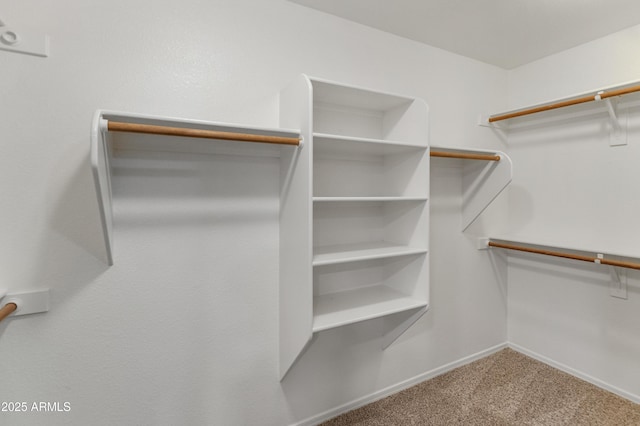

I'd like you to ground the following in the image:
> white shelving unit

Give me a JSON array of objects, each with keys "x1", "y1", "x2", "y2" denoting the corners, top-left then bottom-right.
[
  {"x1": 430, "y1": 145, "x2": 512, "y2": 231},
  {"x1": 313, "y1": 282, "x2": 428, "y2": 332},
  {"x1": 279, "y1": 75, "x2": 429, "y2": 379},
  {"x1": 90, "y1": 110, "x2": 301, "y2": 265}
]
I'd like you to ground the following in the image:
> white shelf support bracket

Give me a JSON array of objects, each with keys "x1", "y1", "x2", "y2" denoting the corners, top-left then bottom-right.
[
  {"x1": 382, "y1": 306, "x2": 428, "y2": 349},
  {"x1": 603, "y1": 98, "x2": 620, "y2": 131},
  {"x1": 609, "y1": 265, "x2": 628, "y2": 299},
  {"x1": 595, "y1": 93, "x2": 627, "y2": 146},
  {"x1": 595, "y1": 252, "x2": 627, "y2": 299},
  {"x1": 461, "y1": 151, "x2": 512, "y2": 231},
  {"x1": 1, "y1": 289, "x2": 50, "y2": 319}
]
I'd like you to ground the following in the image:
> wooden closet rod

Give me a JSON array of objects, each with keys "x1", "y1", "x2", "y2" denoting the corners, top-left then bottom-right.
[
  {"x1": 488, "y1": 241, "x2": 640, "y2": 271},
  {"x1": 0, "y1": 302, "x2": 17, "y2": 323},
  {"x1": 106, "y1": 121, "x2": 302, "y2": 146},
  {"x1": 430, "y1": 151, "x2": 500, "y2": 161},
  {"x1": 489, "y1": 83, "x2": 640, "y2": 123}
]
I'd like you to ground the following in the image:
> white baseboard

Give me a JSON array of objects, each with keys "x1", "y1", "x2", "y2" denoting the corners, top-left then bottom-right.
[
  {"x1": 508, "y1": 342, "x2": 640, "y2": 405},
  {"x1": 292, "y1": 342, "x2": 508, "y2": 426}
]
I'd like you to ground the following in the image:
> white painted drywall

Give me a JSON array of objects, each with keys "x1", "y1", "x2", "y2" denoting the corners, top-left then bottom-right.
[
  {"x1": 0, "y1": 1, "x2": 507, "y2": 424},
  {"x1": 505, "y1": 24, "x2": 640, "y2": 401}
]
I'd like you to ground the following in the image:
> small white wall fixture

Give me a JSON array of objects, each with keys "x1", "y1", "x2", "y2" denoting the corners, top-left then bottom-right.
[{"x1": 0, "y1": 289, "x2": 50, "y2": 322}]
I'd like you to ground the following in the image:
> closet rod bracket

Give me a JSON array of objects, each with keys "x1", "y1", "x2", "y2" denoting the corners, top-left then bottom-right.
[
  {"x1": 477, "y1": 114, "x2": 507, "y2": 131},
  {"x1": 477, "y1": 237, "x2": 490, "y2": 250},
  {"x1": 0, "y1": 289, "x2": 50, "y2": 320},
  {"x1": 607, "y1": 263, "x2": 628, "y2": 299},
  {"x1": 595, "y1": 95, "x2": 626, "y2": 146}
]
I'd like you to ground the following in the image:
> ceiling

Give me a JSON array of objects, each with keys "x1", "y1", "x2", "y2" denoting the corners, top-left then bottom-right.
[{"x1": 289, "y1": 0, "x2": 640, "y2": 69}]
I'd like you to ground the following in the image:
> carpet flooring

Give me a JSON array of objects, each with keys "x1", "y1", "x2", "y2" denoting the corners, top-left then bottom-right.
[{"x1": 321, "y1": 348, "x2": 640, "y2": 425}]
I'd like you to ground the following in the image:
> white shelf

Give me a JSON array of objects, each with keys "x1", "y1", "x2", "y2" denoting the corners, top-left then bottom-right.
[
  {"x1": 313, "y1": 138, "x2": 429, "y2": 198},
  {"x1": 482, "y1": 79, "x2": 640, "y2": 125},
  {"x1": 313, "y1": 242, "x2": 427, "y2": 266},
  {"x1": 313, "y1": 199, "x2": 428, "y2": 252},
  {"x1": 313, "y1": 133, "x2": 426, "y2": 156},
  {"x1": 313, "y1": 196, "x2": 428, "y2": 202},
  {"x1": 312, "y1": 78, "x2": 414, "y2": 112},
  {"x1": 90, "y1": 110, "x2": 300, "y2": 265},
  {"x1": 313, "y1": 285, "x2": 427, "y2": 332}
]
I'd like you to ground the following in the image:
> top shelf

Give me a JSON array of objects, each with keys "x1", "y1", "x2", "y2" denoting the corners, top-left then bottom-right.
[
  {"x1": 98, "y1": 111, "x2": 300, "y2": 157},
  {"x1": 309, "y1": 76, "x2": 428, "y2": 144},
  {"x1": 90, "y1": 110, "x2": 301, "y2": 265},
  {"x1": 312, "y1": 78, "x2": 414, "y2": 112},
  {"x1": 313, "y1": 133, "x2": 426, "y2": 157},
  {"x1": 482, "y1": 79, "x2": 640, "y2": 125}
]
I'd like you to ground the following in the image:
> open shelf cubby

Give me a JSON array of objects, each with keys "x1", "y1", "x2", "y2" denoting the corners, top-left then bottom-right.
[
  {"x1": 312, "y1": 80, "x2": 425, "y2": 144},
  {"x1": 313, "y1": 134, "x2": 428, "y2": 198},
  {"x1": 313, "y1": 199, "x2": 428, "y2": 265},
  {"x1": 313, "y1": 254, "x2": 428, "y2": 332}
]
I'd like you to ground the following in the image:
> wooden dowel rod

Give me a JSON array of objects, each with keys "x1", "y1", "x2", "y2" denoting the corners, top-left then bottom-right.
[
  {"x1": 488, "y1": 241, "x2": 595, "y2": 263},
  {"x1": 107, "y1": 121, "x2": 301, "y2": 146},
  {"x1": 488, "y1": 84, "x2": 640, "y2": 123},
  {"x1": 0, "y1": 303, "x2": 17, "y2": 323},
  {"x1": 600, "y1": 258, "x2": 640, "y2": 271},
  {"x1": 489, "y1": 95, "x2": 596, "y2": 122},
  {"x1": 600, "y1": 84, "x2": 640, "y2": 100},
  {"x1": 488, "y1": 241, "x2": 640, "y2": 271},
  {"x1": 430, "y1": 151, "x2": 500, "y2": 161}
]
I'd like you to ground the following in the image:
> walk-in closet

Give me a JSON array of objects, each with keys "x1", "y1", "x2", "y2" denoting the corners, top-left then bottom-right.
[{"x1": 2, "y1": 1, "x2": 640, "y2": 424}]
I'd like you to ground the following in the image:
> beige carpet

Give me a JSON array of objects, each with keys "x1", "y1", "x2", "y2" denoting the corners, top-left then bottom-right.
[{"x1": 321, "y1": 348, "x2": 640, "y2": 425}]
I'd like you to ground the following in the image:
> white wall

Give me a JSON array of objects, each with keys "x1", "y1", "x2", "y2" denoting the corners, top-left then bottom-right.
[
  {"x1": 506, "y1": 24, "x2": 640, "y2": 402},
  {"x1": 0, "y1": 1, "x2": 508, "y2": 425}
]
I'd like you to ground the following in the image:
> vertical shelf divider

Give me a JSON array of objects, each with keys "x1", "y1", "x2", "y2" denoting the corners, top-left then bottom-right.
[{"x1": 278, "y1": 75, "x2": 314, "y2": 380}]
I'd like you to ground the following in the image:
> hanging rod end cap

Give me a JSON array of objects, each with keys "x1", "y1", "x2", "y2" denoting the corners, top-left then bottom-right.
[
  {"x1": 477, "y1": 237, "x2": 490, "y2": 250},
  {"x1": 477, "y1": 114, "x2": 492, "y2": 127},
  {"x1": 3, "y1": 297, "x2": 22, "y2": 315},
  {"x1": 99, "y1": 118, "x2": 109, "y2": 133},
  {"x1": 298, "y1": 136, "x2": 304, "y2": 148}
]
